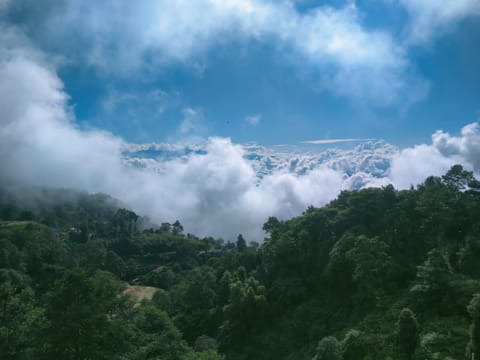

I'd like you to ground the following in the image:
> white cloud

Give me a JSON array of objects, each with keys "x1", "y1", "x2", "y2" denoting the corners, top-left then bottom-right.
[
  {"x1": 0, "y1": 59, "x2": 126, "y2": 192},
  {"x1": 389, "y1": 145, "x2": 459, "y2": 189},
  {"x1": 17, "y1": 0, "x2": 424, "y2": 105},
  {"x1": 1, "y1": 35, "x2": 479, "y2": 239},
  {"x1": 2, "y1": 26, "x2": 479, "y2": 241},
  {"x1": 389, "y1": 123, "x2": 480, "y2": 188},
  {"x1": 396, "y1": 0, "x2": 480, "y2": 43},
  {"x1": 278, "y1": 3, "x2": 428, "y2": 105},
  {"x1": 245, "y1": 114, "x2": 261, "y2": 126},
  {"x1": 0, "y1": 30, "x2": 346, "y2": 240},
  {"x1": 432, "y1": 123, "x2": 480, "y2": 172}
]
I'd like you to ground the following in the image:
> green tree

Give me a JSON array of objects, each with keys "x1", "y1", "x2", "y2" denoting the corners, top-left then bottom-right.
[
  {"x1": 185, "y1": 349, "x2": 225, "y2": 360},
  {"x1": 458, "y1": 235, "x2": 480, "y2": 278},
  {"x1": 218, "y1": 270, "x2": 232, "y2": 304},
  {"x1": 324, "y1": 233, "x2": 355, "y2": 299},
  {"x1": 341, "y1": 329, "x2": 369, "y2": 360},
  {"x1": 160, "y1": 222, "x2": 172, "y2": 233},
  {"x1": 105, "y1": 250, "x2": 126, "y2": 278},
  {"x1": 114, "y1": 208, "x2": 139, "y2": 238},
  {"x1": 236, "y1": 234, "x2": 247, "y2": 252},
  {"x1": 170, "y1": 267, "x2": 218, "y2": 342},
  {"x1": 0, "y1": 269, "x2": 45, "y2": 359},
  {"x1": 346, "y1": 235, "x2": 392, "y2": 305},
  {"x1": 263, "y1": 216, "x2": 281, "y2": 235},
  {"x1": 313, "y1": 336, "x2": 342, "y2": 360},
  {"x1": 172, "y1": 220, "x2": 184, "y2": 236},
  {"x1": 221, "y1": 278, "x2": 267, "y2": 351},
  {"x1": 467, "y1": 294, "x2": 480, "y2": 360},
  {"x1": 130, "y1": 304, "x2": 190, "y2": 360},
  {"x1": 442, "y1": 164, "x2": 475, "y2": 192},
  {"x1": 194, "y1": 335, "x2": 218, "y2": 352},
  {"x1": 43, "y1": 269, "x2": 129, "y2": 359},
  {"x1": 410, "y1": 249, "x2": 453, "y2": 308},
  {"x1": 397, "y1": 308, "x2": 418, "y2": 359},
  {"x1": 0, "y1": 239, "x2": 21, "y2": 270}
]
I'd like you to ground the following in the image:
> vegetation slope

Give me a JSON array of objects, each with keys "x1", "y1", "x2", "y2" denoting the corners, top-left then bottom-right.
[{"x1": 1, "y1": 164, "x2": 480, "y2": 359}]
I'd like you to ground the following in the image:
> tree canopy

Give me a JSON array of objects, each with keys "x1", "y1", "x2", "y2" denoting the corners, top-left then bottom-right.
[{"x1": 0, "y1": 165, "x2": 479, "y2": 359}]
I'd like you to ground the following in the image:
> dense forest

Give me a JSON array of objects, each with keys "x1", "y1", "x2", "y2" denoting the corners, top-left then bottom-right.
[{"x1": 1, "y1": 164, "x2": 480, "y2": 359}]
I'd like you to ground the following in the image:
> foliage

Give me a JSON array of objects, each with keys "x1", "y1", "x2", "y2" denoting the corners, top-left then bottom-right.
[
  {"x1": 397, "y1": 308, "x2": 419, "y2": 359},
  {"x1": 467, "y1": 293, "x2": 480, "y2": 359},
  {"x1": 312, "y1": 336, "x2": 342, "y2": 360},
  {"x1": 0, "y1": 165, "x2": 479, "y2": 359}
]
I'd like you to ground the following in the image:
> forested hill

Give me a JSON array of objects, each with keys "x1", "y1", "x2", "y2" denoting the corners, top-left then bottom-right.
[{"x1": 1, "y1": 164, "x2": 480, "y2": 359}]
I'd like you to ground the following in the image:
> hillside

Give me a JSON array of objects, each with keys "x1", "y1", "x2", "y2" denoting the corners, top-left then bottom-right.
[{"x1": 1, "y1": 164, "x2": 480, "y2": 359}]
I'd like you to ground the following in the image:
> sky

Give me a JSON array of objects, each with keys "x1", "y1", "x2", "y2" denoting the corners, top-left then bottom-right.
[
  {"x1": 2, "y1": 0, "x2": 480, "y2": 146},
  {"x1": 1, "y1": 0, "x2": 480, "y2": 239}
]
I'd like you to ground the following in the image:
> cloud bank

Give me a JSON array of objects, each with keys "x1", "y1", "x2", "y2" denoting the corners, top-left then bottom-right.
[
  {"x1": 4, "y1": 0, "x2": 479, "y2": 113},
  {"x1": 0, "y1": 29, "x2": 344, "y2": 239},
  {"x1": 1, "y1": 5, "x2": 480, "y2": 240},
  {"x1": 4, "y1": 0, "x2": 428, "y2": 105},
  {"x1": 0, "y1": 51, "x2": 342, "y2": 239},
  {"x1": 1, "y1": 26, "x2": 480, "y2": 239}
]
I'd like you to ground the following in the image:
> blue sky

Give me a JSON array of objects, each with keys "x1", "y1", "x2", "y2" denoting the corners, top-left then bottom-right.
[{"x1": 3, "y1": 0, "x2": 479, "y2": 147}]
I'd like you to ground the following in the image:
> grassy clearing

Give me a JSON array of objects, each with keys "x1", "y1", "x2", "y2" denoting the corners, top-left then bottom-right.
[{"x1": 124, "y1": 285, "x2": 158, "y2": 305}]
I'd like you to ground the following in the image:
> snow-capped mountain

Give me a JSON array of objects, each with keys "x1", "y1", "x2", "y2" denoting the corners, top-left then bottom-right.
[{"x1": 122, "y1": 140, "x2": 399, "y2": 190}]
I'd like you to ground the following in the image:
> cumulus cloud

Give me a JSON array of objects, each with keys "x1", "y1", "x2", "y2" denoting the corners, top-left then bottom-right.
[
  {"x1": 1, "y1": 20, "x2": 479, "y2": 240},
  {"x1": 6, "y1": 0, "x2": 425, "y2": 105},
  {"x1": 134, "y1": 138, "x2": 344, "y2": 238},
  {"x1": 432, "y1": 123, "x2": 480, "y2": 172},
  {"x1": 389, "y1": 123, "x2": 480, "y2": 188},
  {"x1": 396, "y1": 0, "x2": 480, "y2": 43},
  {"x1": 389, "y1": 145, "x2": 459, "y2": 189},
  {"x1": 2, "y1": 32, "x2": 479, "y2": 238},
  {"x1": 0, "y1": 28, "x2": 347, "y2": 240},
  {"x1": 0, "y1": 57, "x2": 126, "y2": 192}
]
